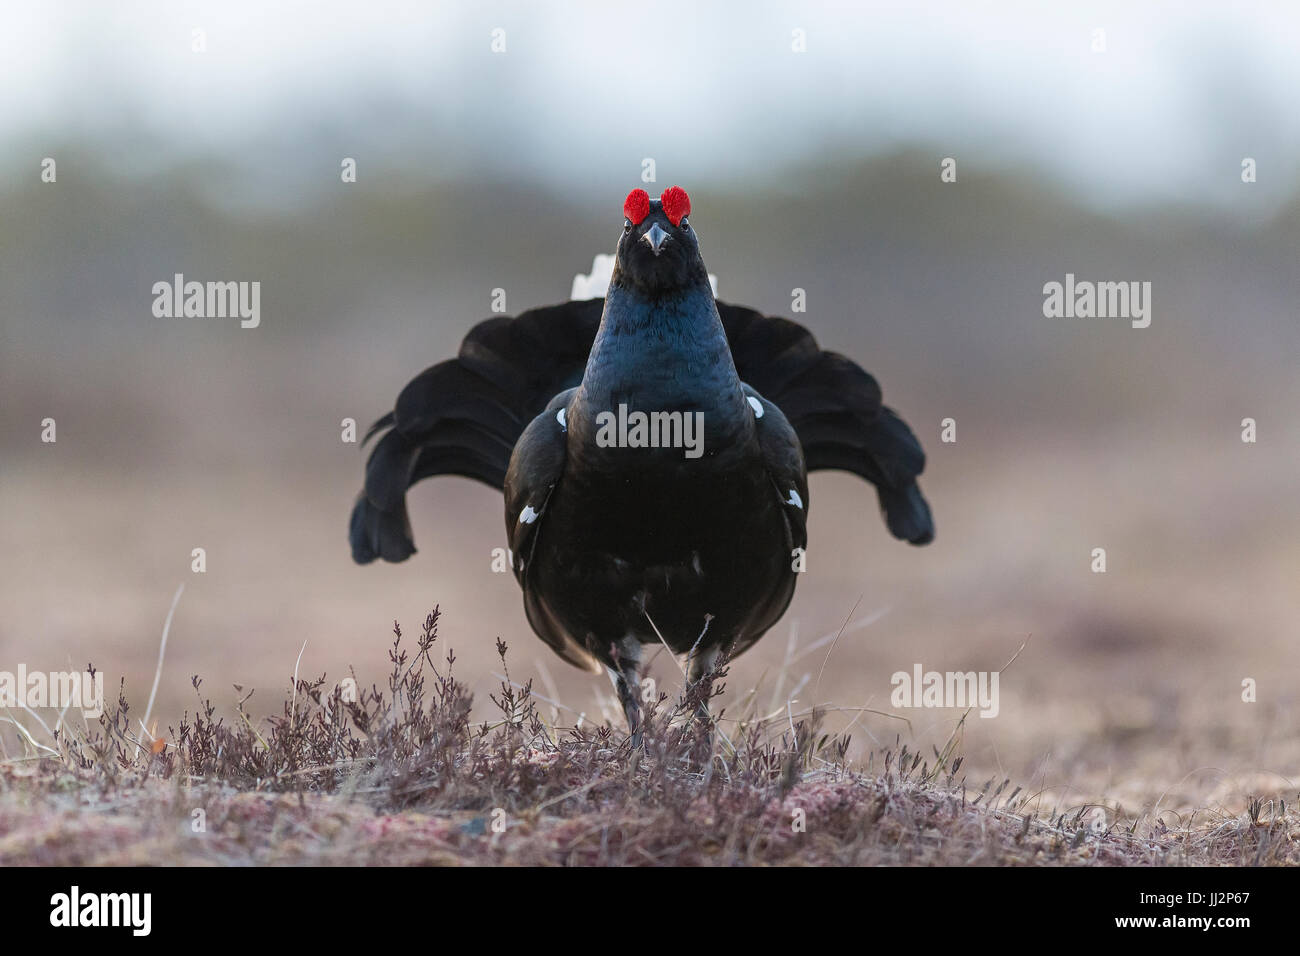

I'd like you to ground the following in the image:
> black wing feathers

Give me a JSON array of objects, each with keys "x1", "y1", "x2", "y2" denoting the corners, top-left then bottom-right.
[{"x1": 502, "y1": 389, "x2": 599, "y2": 672}]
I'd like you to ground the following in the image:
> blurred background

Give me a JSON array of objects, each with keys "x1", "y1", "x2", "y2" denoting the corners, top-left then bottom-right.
[{"x1": 2, "y1": 1, "x2": 1297, "y2": 818}]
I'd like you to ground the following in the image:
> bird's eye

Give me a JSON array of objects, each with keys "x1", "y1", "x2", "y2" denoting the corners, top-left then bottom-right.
[
  {"x1": 623, "y1": 219, "x2": 632, "y2": 232},
  {"x1": 679, "y1": 217, "x2": 689, "y2": 230}
]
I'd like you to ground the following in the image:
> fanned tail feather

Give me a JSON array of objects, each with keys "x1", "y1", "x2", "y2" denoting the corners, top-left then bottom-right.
[
  {"x1": 349, "y1": 300, "x2": 602, "y2": 563},
  {"x1": 350, "y1": 428, "x2": 419, "y2": 563},
  {"x1": 717, "y1": 302, "x2": 933, "y2": 545},
  {"x1": 351, "y1": 297, "x2": 932, "y2": 563}
]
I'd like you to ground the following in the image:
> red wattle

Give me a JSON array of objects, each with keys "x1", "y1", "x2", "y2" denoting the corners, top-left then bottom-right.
[
  {"x1": 623, "y1": 188, "x2": 650, "y2": 225},
  {"x1": 660, "y1": 185, "x2": 690, "y2": 226}
]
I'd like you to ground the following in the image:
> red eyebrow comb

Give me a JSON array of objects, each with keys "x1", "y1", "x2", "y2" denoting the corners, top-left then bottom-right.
[
  {"x1": 660, "y1": 186, "x2": 690, "y2": 226},
  {"x1": 623, "y1": 188, "x2": 650, "y2": 225}
]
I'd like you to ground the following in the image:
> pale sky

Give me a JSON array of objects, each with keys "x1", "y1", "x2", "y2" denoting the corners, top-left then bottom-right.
[{"x1": 3, "y1": 1, "x2": 1297, "y2": 211}]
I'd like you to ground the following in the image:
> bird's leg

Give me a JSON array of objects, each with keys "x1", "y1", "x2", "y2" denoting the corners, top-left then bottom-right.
[
  {"x1": 685, "y1": 646, "x2": 722, "y2": 759},
  {"x1": 605, "y1": 643, "x2": 644, "y2": 748}
]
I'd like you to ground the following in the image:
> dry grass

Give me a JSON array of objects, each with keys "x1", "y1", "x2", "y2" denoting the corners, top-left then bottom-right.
[{"x1": 1, "y1": 608, "x2": 1295, "y2": 866}]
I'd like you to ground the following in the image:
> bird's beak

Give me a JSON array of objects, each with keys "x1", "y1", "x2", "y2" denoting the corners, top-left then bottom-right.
[{"x1": 641, "y1": 222, "x2": 670, "y2": 256}]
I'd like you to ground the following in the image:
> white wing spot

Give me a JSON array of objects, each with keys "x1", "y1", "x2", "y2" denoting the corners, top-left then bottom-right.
[
  {"x1": 519, "y1": 505, "x2": 540, "y2": 524},
  {"x1": 785, "y1": 488, "x2": 803, "y2": 509},
  {"x1": 747, "y1": 396, "x2": 764, "y2": 418},
  {"x1": 556, "y1": 407, "x2": 567, "y2": 430}
]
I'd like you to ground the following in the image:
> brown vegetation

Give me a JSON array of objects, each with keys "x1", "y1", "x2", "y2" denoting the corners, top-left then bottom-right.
[{"x1": 2, "y1": 609, "x2": 1294, "y2": 866}]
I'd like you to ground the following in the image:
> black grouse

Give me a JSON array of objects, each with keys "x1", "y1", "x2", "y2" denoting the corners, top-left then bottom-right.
[{"x1": 350, "y1": 186, "x2": 933, "y2": 742}]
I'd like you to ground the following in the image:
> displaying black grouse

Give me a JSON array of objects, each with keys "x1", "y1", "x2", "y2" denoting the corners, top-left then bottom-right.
[{"x1": 350, "y1": 186, "x2": 932, "y2": 741}]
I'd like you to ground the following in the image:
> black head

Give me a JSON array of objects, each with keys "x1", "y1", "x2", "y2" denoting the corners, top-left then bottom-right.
[{"x1": 612, "y1": 186, "x2": 709, "y2": 297}]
